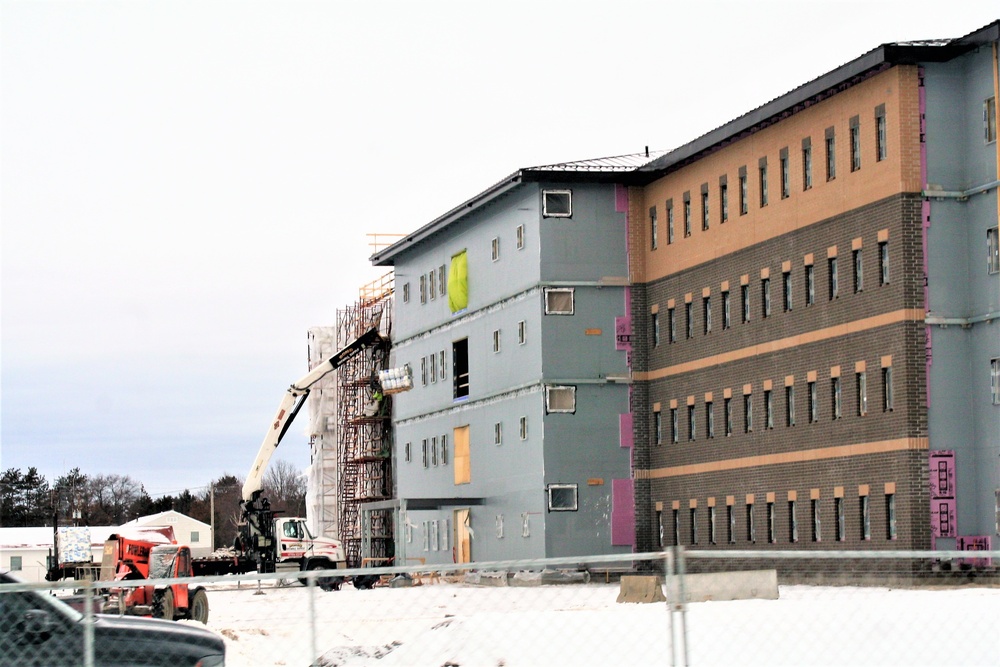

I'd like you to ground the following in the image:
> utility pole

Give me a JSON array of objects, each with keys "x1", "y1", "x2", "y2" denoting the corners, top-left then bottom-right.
[{"x1": 210, "y1": 484, "x2": 215, "y2": 551}]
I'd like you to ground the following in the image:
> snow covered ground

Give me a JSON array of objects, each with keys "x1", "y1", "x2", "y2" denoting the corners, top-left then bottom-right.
[{"x1": 197, "y1": 576, "x2": 1000, "y2": 667}]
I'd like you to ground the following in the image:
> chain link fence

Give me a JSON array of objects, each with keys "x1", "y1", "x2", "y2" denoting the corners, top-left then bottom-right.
[{"x1": 2, "y1": 549, "x2": 997, "y2": 666}]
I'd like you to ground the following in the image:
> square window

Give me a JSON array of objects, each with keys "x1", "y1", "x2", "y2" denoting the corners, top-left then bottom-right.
[
  {"x1": 544, "y1": 288, "x2": 574, "y2": 315},
  {"x1": 10, "y1": 556, "x2": 23, "y2": 571},
  {"x1": 545, "y1": 385, "x2": 576, "y2": 413},
  {"x1": 542, "y1": 190, "x2": 572, "y2": 217},
  {"x1": 547, "y1": 484, "x2": 578, "y2": 511}
]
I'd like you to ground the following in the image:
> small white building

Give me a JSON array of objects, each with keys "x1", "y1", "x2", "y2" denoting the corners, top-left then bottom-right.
[
  {"x1": 1, "y1": 510, "x2": 214, "y2": 583},
  {"x1": 117, "y1": 510, "x2": 213, "y2": 559}
]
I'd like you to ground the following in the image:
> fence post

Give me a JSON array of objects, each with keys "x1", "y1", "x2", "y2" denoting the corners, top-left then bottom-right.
[
  {"x1": 83, "y1": 580, "x2": 95, "y2": 667},
  {"x1": 308, "y1": 573, "x2": 318, "y2": 666},
  {"x1": 667, "y1": 546, "x2": 689, "y2": 666}
]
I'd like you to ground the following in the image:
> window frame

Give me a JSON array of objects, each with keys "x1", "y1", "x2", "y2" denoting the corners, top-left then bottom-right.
[
  {"x1": 650, "y1": 206, "x2": 658, "y2": 250},
  {"x1": 545, "y1": 385, "x2": 577, "y2": 414},
  {"x1": 547, "y1": 484, "x2": 579, "y2": 512},
  {"x1": 543, "y1": 287, "x2": 575, "y2": 315},
  {"x1": 542, "y1": 190, "x2": 572, "y2": 218}
]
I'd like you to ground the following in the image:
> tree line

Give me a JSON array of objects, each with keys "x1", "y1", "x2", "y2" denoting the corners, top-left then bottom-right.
[{"x1": 0, "y1": 460, "x2": 307, "y2": 551}]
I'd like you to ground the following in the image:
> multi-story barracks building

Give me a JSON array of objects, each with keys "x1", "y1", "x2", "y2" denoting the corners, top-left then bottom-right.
[
  {"x1": 628, "y1": 20, "x2": 999, "y2": 558},
  {"x1": 370, "y1": 153, "x2": 661, "y2": 564}
]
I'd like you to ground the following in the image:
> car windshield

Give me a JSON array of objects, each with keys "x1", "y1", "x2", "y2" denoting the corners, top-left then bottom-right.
[
  {"x1": 147, "y1": 551, "x2": 176, "y2": 579},
  {"x1": 0, "y1": 572, "x2": 83, "y2": 623}
]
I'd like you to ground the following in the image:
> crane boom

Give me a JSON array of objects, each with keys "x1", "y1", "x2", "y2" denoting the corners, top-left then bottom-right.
[{"x1": 241, "y1": 327, "x2": 383, "y2": 502}]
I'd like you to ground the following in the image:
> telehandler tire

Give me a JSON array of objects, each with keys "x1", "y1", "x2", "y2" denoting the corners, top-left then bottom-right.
[
  {"x1": 152, "y1": 588, "x2": 175, "y2": 621},
  {"x1": 188, "y1": 588, "x2": 209, "y2": 624}
]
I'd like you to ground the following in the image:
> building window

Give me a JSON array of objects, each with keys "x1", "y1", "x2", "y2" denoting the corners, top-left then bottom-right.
[
  {"x1": 544, "y1": 288, "x2": 574, "y2": 315},
  {"x1": 808, "y1": 381, "x2": 818, "y2": 423},
  {"x1": 701, "y1": 188, "x2": 710, "y2": 230},
  {"x1": 829, "y1": 257, "x2": 839, "y2": 300},
  {"x1": 429, "y1": 354, "x2": 437, "y2": 383},
  {"x1": 882, "y1": 366, "x2": 894, "y2": 412},
  {"x1": 722, "y1": 290, "x2": 731, "y2": 329},
  {"x1": 850, "y1": 116, "x2": 861, "y2": 172},
  {"x1": 761, "y1": 278, "x2": 771, "y2": 318},
  {"x1": 835, "y1": 497, "x2": 845, "y2": 541},
  {"x1": 879, "y1": 241, "x2": 890, "y2": 284},
  {"x1": 990, "y1": 359, "x2": 999, "y2": 405},
  {"x1": 429, "y1": 269, "x2": 437, "y2": 301},
  {"x1": 453, "y1": 338, "x2": 469, "y2": 399},
  {"x1": 988, "y1": 229, "x2": 999, "y2": 274},
  {"x1": 440, "y1": 434, "x2": 448, "y2": 464},
  {"x1": 650, "y1": 207, "x2": 658, "y2": 250},
  {"x1": 522, "y1": 512, "x2": 531, "y2": 538},
  {"x1": 746, "y1": 502, "x2": 755, "y2": 543},
  {"x1": 825, "y1": 127, "x2": 836, "y2": 181},
  {"x1": 672, "y1": 508, "x2": 680, "y2": 546},
  {"x1": 652, "y1": 312, "x2": 660, "y2": 347},
  {"x1": 832, "y1": 376, "x2": 842, "y2": 419},
  {"x1": 491, "y1": 237, "x2": 500, "y2": 262},
  {"x1": 547, "y1": 484, "x2": 578, "y2": 511},
  {"x1": 759, "y1": 160, "x2": 768, "y2": 207},
  {"x1": 431, "y1": 436, "x2": 439, "y2": 466},
  {"x1": 708, "y1": 506, "x2": 717, "y2": 545},
  {"x1": 9, "y1": 556, "x2": 22, "y2": 571},
  {"x1": 857, "y1": 371, "x2": 868, "y2": 416},
  {"x1": 518, "y1": 320, "x2": 526, "y2": 345},
  {"x1": 492, "y1": 329, "x2": 501, "y2": 353},
  {"x1": 690, "y1": 507, "x2": 698, "y2": 545},
  {"x1": 683, "y1": 193, "x2": 692, "y2": 237},
  {"x1": 545, "y1": 386, "x2": 576, "y2": 413},
  {"x1": 703, "y1": 296, "x2": 712, "y2": 334},
  {"x1": 402, "y1": 282, "x2": 410, "y2": 303},
  {"x1": 542, "y1": 190, "x2": 572, "y2": 218},
  {"x1": 767, "y1": 502, "x2": 776, "y2": 543},
  {"x1": 805, "y1": 264, "x2": 815, "y2": 306},
  {"x1": 422, "y1": 439, "x2": 429, "y2": 468},
  {"x1": 667, "y1": 199, "x2": 675, "y2": 244},
  {"x1": 860, "y1": 494, "x2": 871, "y2": 541},
  {"x1": 439, "y1": 350, "x2": 447, "y2": 381},
  {"x1": 811, "y1": 499, "x2": 821, "y2": 542},
  {"x1": 780, "y1": 149, "x2": 790, "y2": 199},
  {"x1": 744, "y1": 393, "x2": 753, "y2": 433},
  {"x1": 853, "y1": 249, "x2": 863, "y2": 293},
  {"x1": 741, "y1": 284, "x2": 750, "y2": 323},
  {"x1": 786, "y1": 385, "x2": 796, "y2": 427},
  {"x1": 670, "y1": 407, "x2": 679, "y2": 444},
  {"x1": 738, "y1": 168, "x2": 748, "y2": 215},
  {"x1": 420, "y1": 357, "x2": 428, "y2": 386},
  {"x1": 985, "y1": 97, "x2": 997, "y2": 143},
  {"x1": 727, "y1": 505, "x2": 736, "y2": 544},
  {"x1": 720, "y1": 180, "x2": 729, "y2": 223},
  {"x1": 519, "y1": 416, "x2": 527, "y2": 441},
  {"x1": 668, "y1": 308, "x2": 676, "y2": 343},
  {"x1": 404, "y1": 441, "x2": 412, "y2": 463},
  {"x1": 496, "y1": 514, "x2": 504, "y2": 539},
  {"x1": 876, "y1": 105, "x2": 887, "y2": 161},
  {"x1": 439, "y1": 265, "x2": 447, "y2": 297},
  {"x1": 724, "y1": 397, "x2": 733, "y2": 436},
  {"x1": 802, "y1": 138, "x2": 813, "y2": 190},
  {"x1": 516, "y1": 224, "x2": 525, "y2": 250},
  {"x1": 493, "y1": 422, "x2": 502, "y2": 446},
  {"x1": 654, "y1": 410, "x2": 662, "y2": 445},
  {"x1": 419, "y1": 274, "x2": 427, "y2": 304},
  {"x1": 687, "y1": 404, "x2": 697, "y2": 441},
  {"x1": 783, "y1": 271, "x2": 792, "y2": 312},
  {"x1": 789, "y1": 500, "x2": 798, "y2": 543},
  {"x1": 764, "y1": 389, "x2": 774, "y2": 429},
  {"x1": 886, "y1": 493, "x2": 897, "y2": 540},
  {"x1": 706, "y1": 401, "x2": 715, "y2": 439},
  {"x1": 685, "y1": 301, "x2": 693, "y2": 339}
]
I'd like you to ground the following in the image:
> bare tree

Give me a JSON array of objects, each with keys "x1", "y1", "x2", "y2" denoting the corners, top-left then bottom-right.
[{"x1": 263, "y1": 459, "x2": 307, "y2": 517}]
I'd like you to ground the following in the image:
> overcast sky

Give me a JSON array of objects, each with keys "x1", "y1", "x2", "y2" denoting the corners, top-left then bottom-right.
[{"x1": 2, "y1": 1, "x2": 997, "y2": 499}]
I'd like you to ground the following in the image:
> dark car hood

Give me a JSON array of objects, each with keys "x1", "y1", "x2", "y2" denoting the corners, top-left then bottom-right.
[{"x1": 90, "y1": 614, "x2": 225, "y2": 661}]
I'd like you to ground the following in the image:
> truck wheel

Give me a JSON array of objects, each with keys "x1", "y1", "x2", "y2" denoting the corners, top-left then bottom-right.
[
  {"x1": 188, "y1": 588, "x2": 209, "y2": 624},
  {"x1": 152, "y1": 589, "x2": 175, "y2": 621},
  {"x1": 307, "y1": 562, "x2": 342, "y2": 591}
]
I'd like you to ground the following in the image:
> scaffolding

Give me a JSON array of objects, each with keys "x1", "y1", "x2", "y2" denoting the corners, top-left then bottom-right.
[{"x1": 334, "y1": 273, "x2": 395, "y2": 567}]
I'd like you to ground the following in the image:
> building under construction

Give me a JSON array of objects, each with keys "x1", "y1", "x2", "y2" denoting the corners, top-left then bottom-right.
[{"x1": 307, "y1": 273, "x2": 395, "y2": 567}]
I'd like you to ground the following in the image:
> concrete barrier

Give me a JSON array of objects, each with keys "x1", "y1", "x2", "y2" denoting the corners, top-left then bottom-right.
[
  {"x1": 665, "y1": 569, "x2": 779, "y2": 603},
  {"x1": 617, "y1": 575, "x2": 667, "y2": 603}
]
